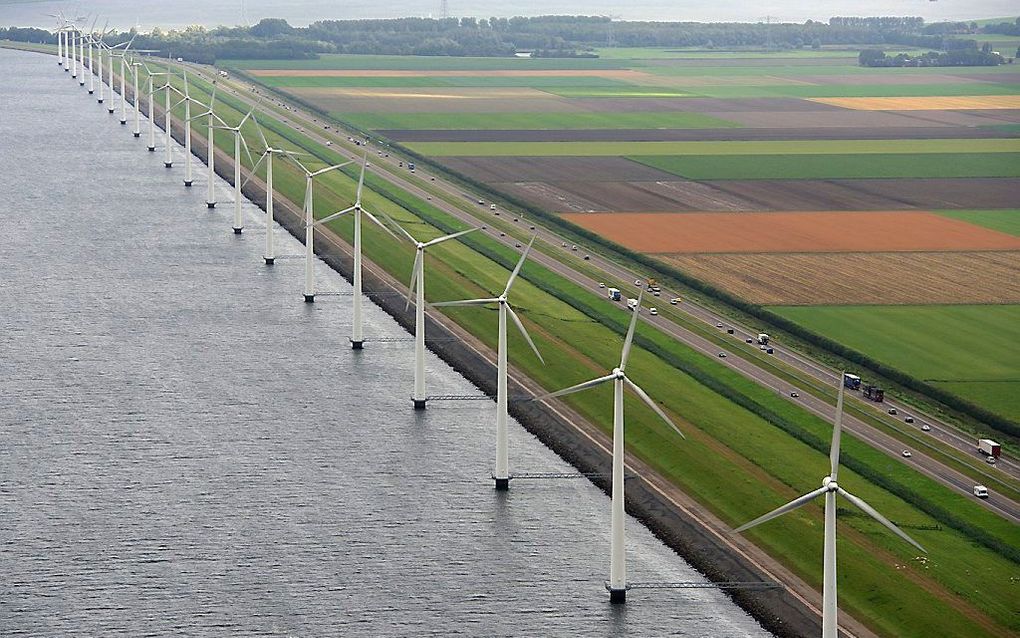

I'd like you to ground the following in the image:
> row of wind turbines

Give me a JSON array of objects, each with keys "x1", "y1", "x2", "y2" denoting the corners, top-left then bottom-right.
[{"x1": 48, "y1": 17, "x2": 927, "y2": 629}]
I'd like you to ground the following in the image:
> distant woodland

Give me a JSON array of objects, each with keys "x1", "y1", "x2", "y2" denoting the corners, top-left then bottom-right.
[{"x1": 1, "y1": 15, "x2": 1016, "y2": 63}]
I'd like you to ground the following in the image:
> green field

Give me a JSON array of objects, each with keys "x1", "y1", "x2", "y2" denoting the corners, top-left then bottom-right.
[
  {"x1": 139, "y1": 63, "x2": 1020, "y2": 638},
  {"x1": 260, "y1": 75, "x2": 636, "y2": 88},
  {"x1": 542, "y1": 86, "x2": 690, "y2": 97},
  {"x1": 339, "y1": 111, "x2": 740, "y2": 130},
  {"x1": 632, "y1": 152, "x2": 1020, "y2": 179},
  {"x1": 770, "y1": 304, "x2": 1020, "y2": 420},
  {"x1": 936, "y1": 209, "x2": 1020, "y2": 235},
  {"x1": 686, "y1": 82, "x2": 1020, "y2": 99},
  {"x1": 226, "y1": 54, "x2": 625, "y2": 70},
  {"x1": 405, "y1": 138, "x2": 1020, "y2": 157}
]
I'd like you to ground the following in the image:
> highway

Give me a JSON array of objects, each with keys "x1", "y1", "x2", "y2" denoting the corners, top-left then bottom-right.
[{"x1": 184, "y1": 64, "x2": 1020, "y2": 522}]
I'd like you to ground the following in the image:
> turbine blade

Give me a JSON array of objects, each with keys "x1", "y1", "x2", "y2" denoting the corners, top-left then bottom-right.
[
  {"x1": 240, "y1": 151, "x2": 269, "y2": 189},
  {"x1": 315, "y1": 206, "x2": 355, "y2": 227},
  {"x1": 507, "y1": 305, "x2": 544, "y2": 364},
  {"x1": 239, "y1": 131, "x2": 255, "y2": 170},
  {"x1": 384, "y1": 213, "x2": 419, "y2": 246},
  {"x1": 405, "y1": 250, "x2": 422, "y2": 312},
  {"x1": 310, "y1": 160, "x2": 353, "y2": 177},
  {"x1": 282, "y1": 152, "x2": 311, "y2": 176},
  {"x1": 837, "y1": 487, "x2": 926, "y2": 553},
  {"x1": 355, "y1": 150, "x2": 368, "y2": 205},
  {"x1": 361, "y1": 208, "x2": 400, "y2": 241},
  {"x1": 251, "y1": 112, "x2": 269, "y2": 151},
  {"x1": 423, "y1": 227, "x2": 476, "y2": 249},
  {"x1": 619, "y1": 289, "x2": 644, "y2": 372},
  {"x1": 503, "y1": 234, "x2": 535, "y2": 297},
  {"x1": 533, "y1": 373, "x2": 615, "y2": 403},
  {"x1": 624, "y1": 376, "x2": 683, "y2": 439},
  {"x1": 733, "y1": 486, "x2": 829, "y2": 534},
  {"x1": 831, "y1": 376, "x2": 845, "y2": 481},
  {"x1": 432, "y1": 298, "x2": 498, "y2": 308}
]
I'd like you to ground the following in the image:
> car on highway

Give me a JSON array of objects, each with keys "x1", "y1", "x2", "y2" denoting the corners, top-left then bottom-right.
[
  {"x1": 790, "y1": 391, "x2": 799, "y2": 398},
  {"x1": 499, "y1": 232, "x2": 505, "y2": 237},
  {"x1": 478, "y1": 199, "x2": 485, "y2": 205},
  {"x1": 974, "y1": 485, "x2": 989, "y2": 498},
  {"x1": 904, "y1": 416, "x2": 914, "y2": 423},
  {"x1": 649, "y1": 307, "x2": 658, "y2": 316},
  {"x1": 986, "y1": 456, "x2": 997, "y2": 465},
  {"x1": 717, "y1": 352, "x2": 727, "y2": 358},
  {"x1": 598, "y1": 282, "x2": 606, "y2": 288},
  {"x1": 583, "y1": 255, "x2": 591, "y2": 260},
  {"x1": 902, "y1": 450, "x2": 912, "y2": 458},
  {"x1": 529, "y1": 225, "x2": 535, "y2": 230},
  {"x1": 490, "y1": 204, "x2": 497, "y2": 211},
  {"x1": 716, "y1": 322, "x2": 723, "y2": 328},
  {"x1": 888, "y1": 408, "x2": 897, "y2": 415},
  {"x1": 766, "y1": 347, "x2": 774, "y2": 354},
  {"x1": 670, "y1": 298, "x2": 679, "y2": 305},
  {"x1": 515, "y1": 242, "x2": 522, "y2": 248},
  {"x1": 921, "y1": 424, "x2": 931, "y2": 432},
  {"x1": 745, "y1": 338, "x2": 754, "y2": 344}
]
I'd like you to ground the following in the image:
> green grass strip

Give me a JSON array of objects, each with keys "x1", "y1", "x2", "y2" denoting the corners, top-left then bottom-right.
[
  {"x1": 936, "y1": 209, "x2": 1020, "y2": 236},
  {"x1": 338, "y1": 110, "x2": 740, "y2": 130}
]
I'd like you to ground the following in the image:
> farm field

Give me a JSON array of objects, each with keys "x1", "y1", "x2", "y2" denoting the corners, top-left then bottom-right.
[
  {"x1": 235, "y1": 46, "x2": 1020, "y2": 423},
  {"x1": 770, "y1": 305, "x2": 1020, "y2": 419}
]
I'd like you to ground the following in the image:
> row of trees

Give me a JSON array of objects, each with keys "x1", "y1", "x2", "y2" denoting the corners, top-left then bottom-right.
[
  {"x1": 859, "y1": 43, "x2": 1007, "y2": 67},
  {"x1": 2, "y1": 16, "x2": 1016, "y2": 61}
]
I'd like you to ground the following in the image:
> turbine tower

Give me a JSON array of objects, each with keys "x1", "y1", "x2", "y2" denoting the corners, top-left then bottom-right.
[
  {"x1": 300, "y1": 153, "x2": 398, "y2": 346},
  {"x1": 175, "y1": 66, "x2": 208, "y2": 186},
  {"x1": 389, "y1": 219, "x2": 477, "y2": 409},
  {"x1": 734, "y1": 378, "x2": 926, "y2": 638},
  {"x1": 434, "y1": 236, "x2": 544, "y2": 489},
  {"x1": 534, "y1": 290, "x2": 684, "y2": 603},
  {"x1": 282, "y1": 155, "x2": 355, "y2": 300},
  {"x1": 185, "y1": 83, "x2": 227, "y2": 207}
]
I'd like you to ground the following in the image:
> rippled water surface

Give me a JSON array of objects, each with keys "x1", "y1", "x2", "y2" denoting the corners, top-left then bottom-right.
[{"x1": 0, "y1": 48, "x2": 769, "y2": 637}]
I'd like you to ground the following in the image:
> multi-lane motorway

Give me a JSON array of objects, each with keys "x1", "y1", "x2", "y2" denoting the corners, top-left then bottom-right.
[{"x1": 186, "y1": 63, "x2": 1019, "y2": 522}]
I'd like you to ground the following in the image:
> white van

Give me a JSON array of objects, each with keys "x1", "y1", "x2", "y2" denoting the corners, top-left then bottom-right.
[{"x1": 973, "y1": 485, "x2": 989, "y2": 498}]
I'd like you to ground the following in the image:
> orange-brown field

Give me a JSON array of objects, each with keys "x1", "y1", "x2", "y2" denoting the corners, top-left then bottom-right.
[
  {"x1": 661, "y1": 251, "x2": 1020, "y2": 305},
  {"x1": 808, "y1": 95, "x2": 1020, "y2": 110},
  {"x1": 561, "y1": 210, "x2": 1020, "y2": 254}
]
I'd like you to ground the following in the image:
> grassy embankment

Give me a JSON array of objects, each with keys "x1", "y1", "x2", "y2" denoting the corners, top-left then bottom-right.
[{"x1": 142, "y1": 65, "x2": 1020, "y2": 638}]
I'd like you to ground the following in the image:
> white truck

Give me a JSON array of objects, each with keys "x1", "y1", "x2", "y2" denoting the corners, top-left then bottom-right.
[
  {"x1": 627, "y1": 298, "x2": 639, "y2": 311},
  {"x1": 607, "y1": 287, "x2": 621, "y2": 302},
  {"x1": 978, "y1": 439, "x2": 1001, "y2": 458},
  {"x1": 757, "y1": 333, "x2": 770, "y2": 346}
]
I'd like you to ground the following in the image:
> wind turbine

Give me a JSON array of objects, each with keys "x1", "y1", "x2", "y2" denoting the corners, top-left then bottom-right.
[
  {"x1": 47, "y1": 13, "x2": 67, "y2": 68},
  {"x1": 211, "y1": 106, "x2": 258, "y2": 233},
  {"x1": 77, "y1": 21, "x2": 88, "y2": 87},
  {"x1": 534, "y1": 290, "x2": 684, "y2": 603},
  {"x1": 107, "y1": 36, "x2": 136, "y2": 119},
  {"x1": 176, "y1": 67, "x2": 207, "y2": 187},
  {"x1": 141, "y1": 61, "x2": 180, "y2": 166},
  {"x1": 389, "y1": 218, "x2": 477, "y2": 409},
  {"x1": 733, "y1": 378, "x2": 926, "y2": 638},
  {"x1": 84, "y1": 18, "x2": 98, "y2": 94},
  {"x1": 184, "y1": 82, "x2": 227, "y2": 209},
  {"x1": 283, "y1": 155, "x2": 356, "y2": 299},
  {"x1": 434, "y1": 235, "x2": 544, "y2": 489},
  {"x1": 243, "y1": 115, "x2": 311, "y2": 264},
  {"x1": 300, "y1": 152, "x2": 398, "y2": 346}
]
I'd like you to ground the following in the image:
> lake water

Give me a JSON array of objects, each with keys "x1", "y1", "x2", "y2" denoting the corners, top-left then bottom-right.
[{"x1": 0, "y1": 47, "x2": 770, "y2": 637}]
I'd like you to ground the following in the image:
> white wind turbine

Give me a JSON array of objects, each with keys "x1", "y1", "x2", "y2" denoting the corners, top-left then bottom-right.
[
  {"x1": 93, "y1": 24, "x2": 112, "y2": 104},
  {"x1": 282, "y1": 155, "x2": 356, "y2": 299},
  {"x1": 183, "y1": 82, "x2": 228, "y2": 209},
  {"x1": 433, "y1": 235, "x2": 544, "y2": 489},
  {"x1": 174, "y1": 66, "x2": 207, "y2": 187},
  {"x1": 534, "y1": 290, "x2": 684, "y2": 603},
  {"x1": 298, "y1": 152, "x2": 398, "y2": 346},
  {"x1": 733, "y1": 378, "x2": 926, "y2": 638},
  {"x1": 76, "y1": 21, "x2": 88, "y2": 87},
  {"x1": 210, "y1": 105, "x2": 258, "y2": 234},
  {"x1": 107, "y1": 36, "x2": 137, "y2": 120},
  {"x1": 84, "y1": 19, "x2": 98, "y2": 94},
  {"x1": 140, "y1": 61, "x2": 181, "y2": 167},
  {"x1": 46, "y1": 13, "x2": 68, "y2": 69},
  {"x1": 242, "y1": 114, "x2": 306, "y2": 264},
  {"x1": 389, "y1": 219, "x2": 477, "y2": 409}
]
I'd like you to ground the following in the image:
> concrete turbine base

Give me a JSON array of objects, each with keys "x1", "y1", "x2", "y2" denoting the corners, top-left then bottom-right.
[
  {"x1": 233, "y1": 227, "x2": 242, "y2": 235},
  {"x1": 164, "y1": 162, "x2": 173, "y2": 168},
  {"x1": 264, "y1": 257, "x2": 275, "y2": 265},
  {"x1": 349, "y1": 339, "x2": 364, "y2": 350},
  {"x1": 184, "y1": 180, "x2": 193, "y2": 187},
  {"x1": 206, "y1": 202, "x2": 216, "y2": 209},
  {"x1": 608, "y1": 589, "x2": 626, "y2": 604},
  {"x1": 304, "y1": 294, "x2": 315, "y2": 303},
  {"x1": 494, "y1": 478, "x2": 510, "y2": 491},
  {"x1": 132, "y1": 132, "x2": 140, "y2": 137},
  {"x1": 147, "y1": 146, "x2": 155, "y2": 152}
]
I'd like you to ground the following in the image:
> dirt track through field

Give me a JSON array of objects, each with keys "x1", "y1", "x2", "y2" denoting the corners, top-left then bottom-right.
[
  {"x1": 561, "y1": 211, "x2": 1020, "y2": 253},
  {"x1": 661, "y1": 251, "x2": 1020, "y2": 305}
]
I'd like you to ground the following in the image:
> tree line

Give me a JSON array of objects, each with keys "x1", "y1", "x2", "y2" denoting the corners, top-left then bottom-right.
[{"x1": 0, "y1": 16, "x2": 1015, "y2": 61}]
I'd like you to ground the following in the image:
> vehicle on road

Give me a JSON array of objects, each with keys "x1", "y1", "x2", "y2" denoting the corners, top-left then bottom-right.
[
  {"x1": 904, "y1": 416, "x2": 914, "y2": 424},
  {"x1": 986, "y1": 456, "x2": 997, "y2": 465},
  {"x1": 757, "y1": 333, "x2": 770, "y2": 346},
  {"x1": 766, "y1": 347, "x2": 774, "y2": 354},
  {"x1": 790, "y1": 391, "x2": 799, "y2": 398},
  {"x1": 571, "y1": 245, "x2": 578, "y2": 251},
  {"x1": 974, "y1": 484, "x2": 989, "y2": 498},
  {"x1": 607, "y1": 287, "x2": 621, "y2": 301},
  {"x1": 649, "y1": 307, "x2": 658, "y2": 316},
  {"x1": 515, "y1": 242, "x2": 522, "y2": 248},
  {"x1": 843, "y1": 373, "x2": 862, "y2": 390},
  {"x1": 921, "y1": 424, "x2": 931, "y2": 431},
  {"x1": 715, "y1": 322, "x2": 723, "y2": 328},
  {"x1": 979, "y1": 439, "x2": 1001, "y2": 458},
  {"x1": 902, "y1": 450, "x2": 912, "y2": 458},
  {"x1": 627, "y1": 298, "x2": 639, "y2": 311},
  {"x1": 862, "y1": 384, "x2": 885, "y2": 403},
  {"x1": 717, "y1": 352, "x2": 727, "y2": 358},
  {"x1": 670, "y1": 297, "x2": 680, "y2": 305},
  {"x1": 888, "y1": 408, "x2": 898, "y2": 415},
  {"x1": 584, "y1": 255, "x2": 590, "y2": 260},
  {"x1": 598, "y1": 282, "x2": 606, "y2": 288},
  {"x1": 490, "y1": 204, "x2": 497, "y2": 211},
  {"x1": 478, "y1": 199, "x2": 485, "y2": 205}
]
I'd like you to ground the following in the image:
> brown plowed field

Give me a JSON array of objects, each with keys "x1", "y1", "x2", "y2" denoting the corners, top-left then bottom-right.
[
  {"x1": 714, "y1": 110, "x2": 949, "y2": 128},
  {"x1": 292, "y1": 88, "x2": 576, "y2": 113},
  {"x1": 560, "y1": 211, "x2": 1020, "y2": 254},
  {"x1": 491, "y1": 179, "x2": 763, "y2": 212},
  {"x1": 572, "y1": 97, "x2": 842, "y2": 113},
  {"x1": 440, "y1": 156, "x2": 677, "y2": 182},
  {"x1": 496, "y1": 182, "x2": 607, "y2": 213},
  {"x1": 387, "y1": 126, "x2": 1015, "y2": 143},
  {"x1": 660, "y1": 251, "x2": 1020, "y2": 305},
  {"x1": 892, "y1": 109, "x2": 1020, "y2": 126},
  {"x1": 705, "y1": 178, "x2": 1020, "y2": 211}
]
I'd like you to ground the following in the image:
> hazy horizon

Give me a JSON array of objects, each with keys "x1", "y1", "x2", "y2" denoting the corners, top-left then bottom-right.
[{"x1": 2, "y1": 0, "x2": 1016, "y2": 31}]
